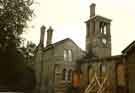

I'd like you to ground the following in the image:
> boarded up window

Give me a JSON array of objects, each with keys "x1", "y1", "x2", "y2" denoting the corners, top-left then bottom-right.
[
  {"x1": 72, "y1": 71, "x2": 80, "y2": 87},
  {"x1": 116, "y1": 64, "x2": 126, "y2": 86}
]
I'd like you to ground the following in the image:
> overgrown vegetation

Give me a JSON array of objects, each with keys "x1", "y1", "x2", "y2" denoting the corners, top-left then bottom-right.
[{"x1": 0, "y1": 0, "x2": 36, "y2": 91}]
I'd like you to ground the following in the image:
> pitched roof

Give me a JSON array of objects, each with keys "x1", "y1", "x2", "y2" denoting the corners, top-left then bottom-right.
[
  {"x1": 122, "y1": 40, "x2": 135, "y2": 55},
  {"x1": 42, "y1": 38, "x2": 83, "y2": 52}
]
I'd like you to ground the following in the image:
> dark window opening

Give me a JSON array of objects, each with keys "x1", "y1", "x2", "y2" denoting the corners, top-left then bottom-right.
[{"x1": 62, "y1": 69, "x2": 66, "y2": 80}]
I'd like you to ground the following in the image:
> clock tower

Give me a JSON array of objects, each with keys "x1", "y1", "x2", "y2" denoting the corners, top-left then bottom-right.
[{"x1": 86, "y1": 3, "x2": 111, "y2": 58}]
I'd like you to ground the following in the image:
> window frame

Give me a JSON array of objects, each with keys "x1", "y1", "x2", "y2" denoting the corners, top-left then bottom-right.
[{"x1": 64, "y1": 49, "x2": 73, "y2": 62}]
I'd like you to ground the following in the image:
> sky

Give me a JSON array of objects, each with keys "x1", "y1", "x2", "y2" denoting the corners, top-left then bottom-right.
[{"x1": 23, "y1": 0, "x2": 135, "y2": 55}]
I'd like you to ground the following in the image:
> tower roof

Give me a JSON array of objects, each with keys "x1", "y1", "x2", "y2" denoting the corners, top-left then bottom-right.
[{"x1": 85, "y1": 15, "x2": 112, "y2": 24}]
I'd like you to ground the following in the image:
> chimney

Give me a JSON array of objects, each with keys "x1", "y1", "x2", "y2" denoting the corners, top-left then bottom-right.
[
  {"x1": 39, "y1": 25, "x2": 46, "y2": 47},
  {"x1": 46, "y1": 26, "x2": 53, "y2": 46},
  {"x1": 90, "y1": 3, "x2": 96, "y2": 17}
]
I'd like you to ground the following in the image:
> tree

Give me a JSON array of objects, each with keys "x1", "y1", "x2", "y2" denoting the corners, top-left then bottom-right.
[
  {"x1": 0, "y1": 0, "x2": 35, "y2": 91},
  {"x1": 0, "y1": 0, "x2": 33, "y2": 49},
  {"x1": 19, "y1": 41, "x2": 37, "y2": 66}
]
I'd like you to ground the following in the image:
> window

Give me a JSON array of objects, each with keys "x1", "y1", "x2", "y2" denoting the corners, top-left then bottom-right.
[
  {"x1": 88, "y1": 65, "x2": 92, "y2": 84},
  {"x1": 101, "y1": 64, "x2": 106, "y2": 73},
  {"x1": 62, "y1": 69, "x2": 66, "y2": 80},
  {"x1": 116, "y1": 64, "x2": 125, "y2": 86},
  {"x1": 68, "y1": 70, "x2": 72, "y2": 81},
  {"x1": 99, "y1": 64, "x2": 107, "y2": 76},
  {"x1": 64, "y1": 50, "x2": 68, "y2": 61},
  {"x1": 100, "y1": 27, "x2": 103, "y2": 33},
  {"x1": 64, "y1": 49, "x2": 73, "y2": 62},
  {"x1": 100, "y1": 22, "x2": 106, "y2": 34},
  {"x1": 102, "y1": 38, "x2": 107, "y2": 44},
  {"x1": 100, "y1": 22, "x2": 107, "y2": 35},
  {"x1": 72, "y1": 71, "x2": 81, "y2": 87},
  {"x1": 68, "y1": 50, "x2": 72, "y2": 62},
  {"x1": 103, "y1": 25, "x2": 107, "y2": 35},
  {"x1": 100, "y1": 23, "x2": 103, "y2": 33}
]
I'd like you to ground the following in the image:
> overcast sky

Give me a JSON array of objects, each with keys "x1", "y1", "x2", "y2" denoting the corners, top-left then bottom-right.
[{"x1": 24, "y1": 0, "x2": 135, "y2": 55}]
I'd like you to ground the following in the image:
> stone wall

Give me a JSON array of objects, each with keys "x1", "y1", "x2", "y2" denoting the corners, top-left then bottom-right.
[
  {"x1": 34, "y1": 39, "x2": 84, "y2": 93},
  {"x1": 124, "y1": 48, "x2": 135, "y2": 93},
  {"x1": 79, "y1": 55, "x2": 122, "y2": 93}
]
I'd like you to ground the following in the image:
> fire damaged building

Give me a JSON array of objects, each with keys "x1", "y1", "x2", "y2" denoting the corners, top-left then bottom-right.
[{"x1": 33, "y1": 3, "x2": 135, "y2": 93}]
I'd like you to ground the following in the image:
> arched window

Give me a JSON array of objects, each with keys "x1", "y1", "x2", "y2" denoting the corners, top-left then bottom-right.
[
  {"x1": 103, "y1": 25, "x2": 107, "y2": 35},
  {"x1": 62, "y1": 69, "x2": 66, "y2": 80},
  {"x1": 64, "y1": 50, "x2": 68, "y2": 61},
  {"x1": 54, "y1": 64, "x2": 58, "y2": 81},
  {"x1": 100, "y1": 23, "x2": 103, "y2": 33},
  {"x1": 68, "y1": 50, "x2": 72, "y2": 62},
  {"x1": 68, "y1": 70, "x2": 72, "y2": 81},
  {"x1": 64, "y1": 49, "x2": 73, "y2": 62}
]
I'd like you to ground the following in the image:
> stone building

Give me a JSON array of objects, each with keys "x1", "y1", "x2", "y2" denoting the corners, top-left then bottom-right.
[
  {"x1": 75, "y1": 3, "x2": 135, "y2": 93},
  {"x1": 85, "y1": 3, "x2": 111, "y2": 58},
  {"x1": 78, "y1": 40, "x2": 135, "y2": 93},
  {"x1": 34, "y1": 3, "x2": 135, "y2": 93},
  {"x1": 34, "y1": 26, "x2": 84, "y2": 93},
  {"x1": 122, "y1": 41, "x2": 135, "y2": 93}
]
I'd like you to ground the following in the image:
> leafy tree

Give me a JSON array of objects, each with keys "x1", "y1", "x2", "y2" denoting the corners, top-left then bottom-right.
[
  {"x1": 0, "y1": 0, "x2": 35, "y2": 91},
  {"x1": 19, "y1": 41, "x2": 37, "y2": 66}
]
